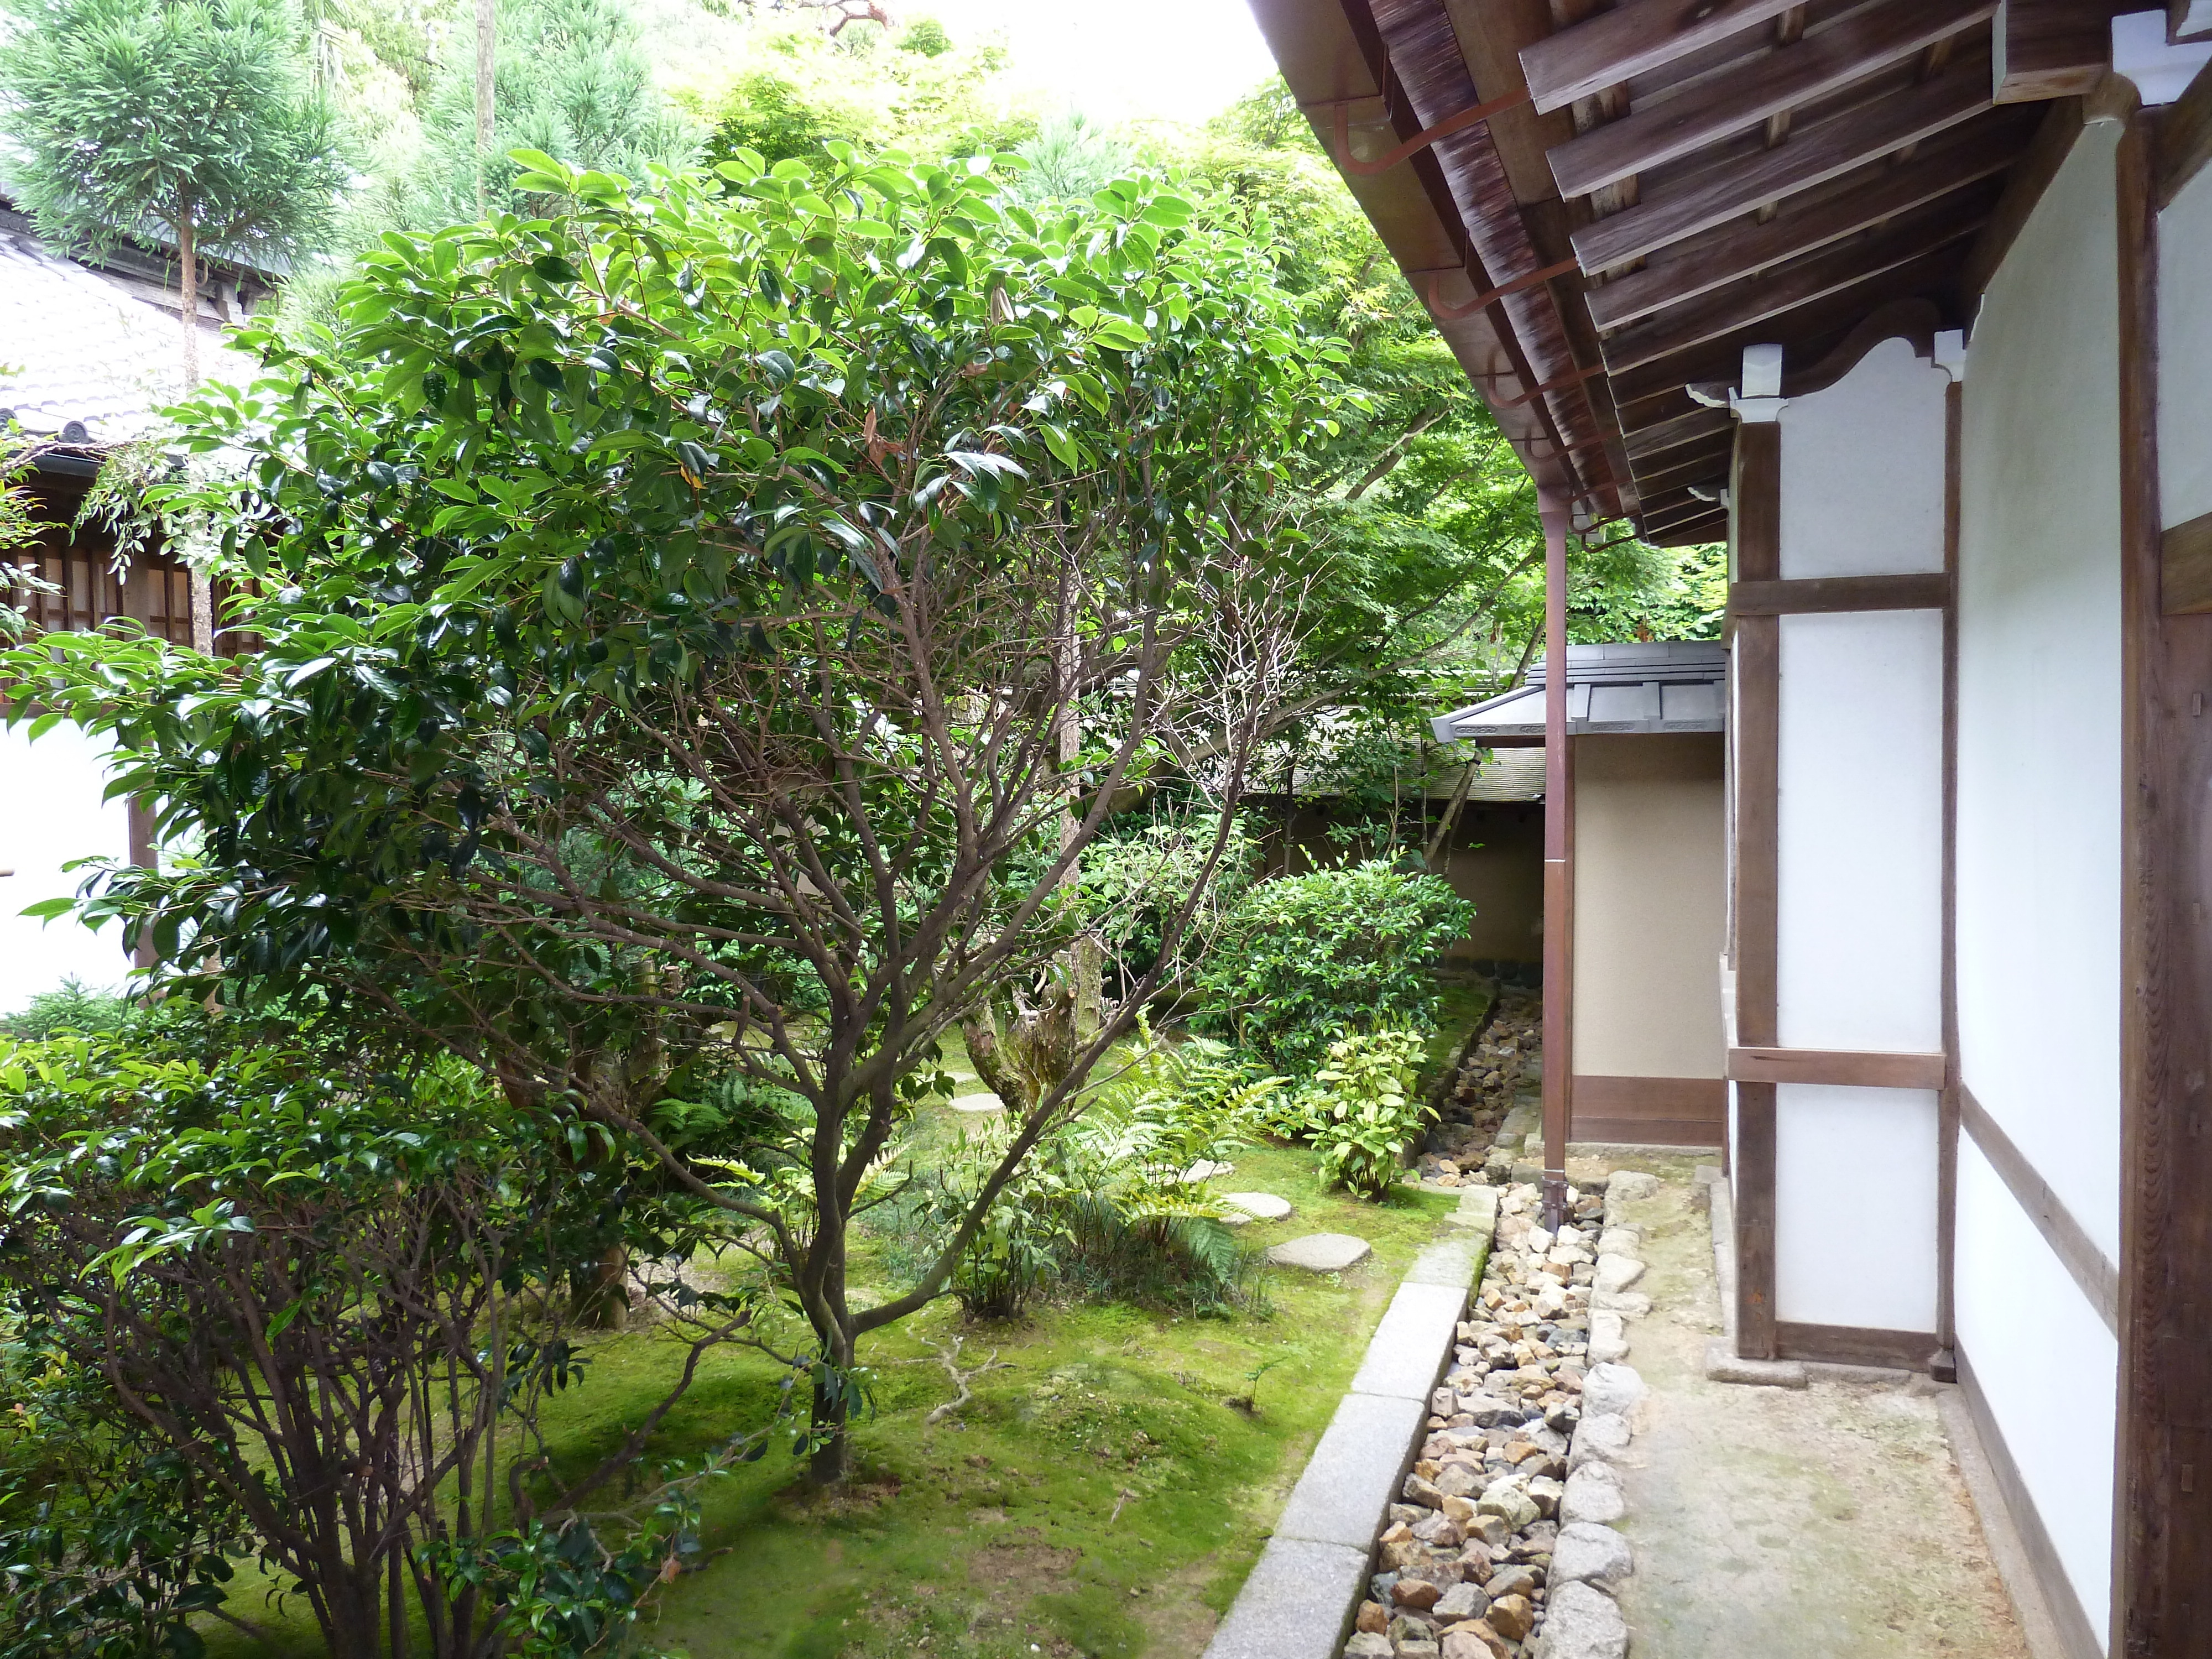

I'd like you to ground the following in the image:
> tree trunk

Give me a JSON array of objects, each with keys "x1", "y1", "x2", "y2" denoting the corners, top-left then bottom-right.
[
  {"x1": 474, "y1": 0, "x2": 496, "y2": 212},
  {"x1": 807, "y1": 1296, "x2": 854, "y2": 1485},
  {"x1": 568, "y1": 1242, "x2": 629, "y2": 1329},
  {"x1": 176, "y1": 207, "x2": 200, "y2": 393}
]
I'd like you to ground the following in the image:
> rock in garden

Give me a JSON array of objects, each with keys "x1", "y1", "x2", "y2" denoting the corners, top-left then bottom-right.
[
  {"x1": 1345, "y1": 1634, "x2": 1394, "y2": 1658},
  {"x1": 1358, "y1": 1600, "x2": 1389, "y2": 1634},
  {"x1": 1404, "y1": 1473, "x2": 1445, "y2": 1509},
  {"x1": 1560, "y1": 1468, "x2": 1625, "y2": 1525},
  {"x1": 1412, "y1": 1512, "x2": 1464, "y2": 1548},
  {"x1": 1220, "y1": 1191, "x2": 1290, "y2": 1223},
  {"x1": 1606, "y1": 1171, "x2": 1659, "y2": 1201},
  {"x1": 1397, "y1": 1641, "x2": 1441, "y2": 1659},
  {"x1": 1464, "y1": 1511, "x2": 1511, "y2": 1548},
  {"x1": 1266, "y1": 1233, "x2": 1371, "y2": 1272},
  {"x1": 1593, "y1": 1254, "x2": 1645, "y2": 1295},
  {"x1": 1595, "y1": 1228, "x2": 1640, "y2": 1256},
  {"x1": 1526, "y1": 1474, "x2": 1565, "y2": 1517},
  {"x1": 1580, "y1": 1364, "x2": 1645, "y2": 1419},
  {"x1": 1432, "y1": 1582, "x2": 1491, "y2": 1624},
  {"x1": 1464, "y1": 1395, "x2": 1526, "y2": 1427},
  {"x1": 1551, "y1": 1522, "x2": 1635, "y2": 1589},
  {"x1": 1180, "y1": 1159, "x2": 1235, "y2": 1183},
  {"x1": 1442, "y1": 1624, "x2": 1512, "y2": 1659},
  {"x1": 1477, "y1": 1480, "x2": 1540, "y2": 1532},
  {"x1": 1587, "y1": 1311, "x2": 1627, "y2": 1366},
  {"x1": 1486, "y1": 1593, "x2": 1535, "y2": 1641},
  {"x1": 1392, "y1": 1577, "x2": 1443, "y2": 1612},
  {"x1": 949, "y1": 1092, "x2": 1005, "y2": 1113},
  {"x1": 1532, "y1": 1582, "x2": 1630, "y2": 1659},
  {"x1": 1589, "y1": 1288, "x2": 1651, "y2": 1318},
  {"x1": 1436, "y1": 1464, "x2": 1484, "y2": 1499},
  {"x1": 1567, "y1": 1413, "x2": 1630, "y2": 1471},
  {"x1": 1483, "y1": 1564, "x2": 1537, "y2": 1601}
]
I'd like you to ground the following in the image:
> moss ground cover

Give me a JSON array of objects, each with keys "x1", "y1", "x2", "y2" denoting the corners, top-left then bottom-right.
[{"x1": 199, "y1": 989, "x2": 1491, "y2": 1658}]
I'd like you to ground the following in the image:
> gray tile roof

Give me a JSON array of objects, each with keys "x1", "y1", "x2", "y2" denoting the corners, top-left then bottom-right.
[
  {"x1": 0, "y1": 215, "x2": 253, "y2": 443},
  {"x1": 1431, "y1": 641, "x2": 1727, "y2": 744}
]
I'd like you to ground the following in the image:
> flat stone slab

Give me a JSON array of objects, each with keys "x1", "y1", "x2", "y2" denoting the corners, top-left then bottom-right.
[
  {"x1": 1272, "y1": 1390, "x2": 1427, "y2": 1549},
  {"x1": 1201, "y1": 1535, "x2": 1369, "y2": 1659},
  {"x1": 1406, "y1": 1237, "x2": 1486, "y2": 1289},
  {"x1": 1448, "y1": 1183, "x2": 1501, "y2": 1231},
  {"x1": 948, "y1": 1092, "x2": 1004, "y2": 1114},
  {"x1": 1219, "y1": 1191, "x2": 1292, "y2": 1224},
  {"x1": 1267, "y1": 1233, "x2": 1372, "y2": 1272},
  {"x1": 1179, "y1": 1159, "x2": 1236, "y2": 1183},
  {"x1": 1350, "y1": 1281, "x2": 1469, "y2": 1400},
  {"x1": 1703, "y1": 1338, "x2": 1808, "y2": 1389}
]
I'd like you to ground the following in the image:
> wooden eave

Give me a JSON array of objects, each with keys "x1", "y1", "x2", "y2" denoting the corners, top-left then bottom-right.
[{"x1": 1248, "y1": 0, "x2": 2134, "y2": 540}]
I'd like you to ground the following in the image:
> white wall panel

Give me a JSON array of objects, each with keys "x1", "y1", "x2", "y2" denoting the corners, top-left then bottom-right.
[
  {"x1": 1776, "y1": 608, "x2": 1945, "y2": 1052},
  {"x1": 1774, "y1": 1083, "x2": 1939, "y2": 1330},
  {"x1": 2158, "y1": 160, "x2": 2212, "y2": 529},
  {"x1": 1957, "y1": 123, "x2": 2124, "y2": 1262},
  {"x1": 0, "y1": 721, "x2": 135, "y2": 1015},
  {"x1": 1955, "y1": 1140, "x2": 2116, "y2": 1646},
  {"x1": 1777, "y1": 335, "x2": 1950, "y2": 578}
]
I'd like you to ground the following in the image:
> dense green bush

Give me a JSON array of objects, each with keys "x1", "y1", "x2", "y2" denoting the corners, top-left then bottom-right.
[
  {"x1": 1292, "y1": 1027, "x2": 1432, "y2": 1197},
  {"x1": 1194, "y1": 862, "x2": 1475, "y2": 1070},
  {"x1": 0, "y1": 978, "x2": 131, "y2": 1040},
  {"x1": 1074, "y1": 811, "x2": 1259, "y2": 993}
]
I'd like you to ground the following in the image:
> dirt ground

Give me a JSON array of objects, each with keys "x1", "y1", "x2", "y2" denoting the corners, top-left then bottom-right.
[{"x1": 1578, "y1": 1150, "x2": 2031, "y2": 1659}]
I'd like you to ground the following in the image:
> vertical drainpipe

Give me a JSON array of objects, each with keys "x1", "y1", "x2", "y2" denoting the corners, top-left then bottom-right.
[{"x1": 1540, "y1": 491, "x2": 1573, "y2": 1230}]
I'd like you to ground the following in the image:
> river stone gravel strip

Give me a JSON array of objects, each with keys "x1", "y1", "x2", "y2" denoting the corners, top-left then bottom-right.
[{"x1": 1340, "y1": 1174, "x2": 1655, "y2": 1659}]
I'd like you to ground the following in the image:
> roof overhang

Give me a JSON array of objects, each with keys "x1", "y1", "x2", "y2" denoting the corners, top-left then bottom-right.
[
  {"x1": 1247, "y1": 0, "x2": 2172, "y2": 545},
  {"x1": 1433, "y1": 640, "x2": 1726, "y2": 744}
]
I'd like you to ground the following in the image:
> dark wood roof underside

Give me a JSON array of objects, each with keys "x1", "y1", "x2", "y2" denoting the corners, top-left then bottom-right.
[{"x1": 1248, "y1": 0, "x2": 2125, "y2": 544}]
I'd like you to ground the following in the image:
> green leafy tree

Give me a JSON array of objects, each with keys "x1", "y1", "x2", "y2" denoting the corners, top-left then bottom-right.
[
  {"x1": 0, "y1": 0, "x2": 346, "y2": 387},
  {"x1": 9, "y1": 145, "x2": 1345, "y2": 1483},
  {"x1": 412, "y1": 0, "x2": 696, "y2": 221}
]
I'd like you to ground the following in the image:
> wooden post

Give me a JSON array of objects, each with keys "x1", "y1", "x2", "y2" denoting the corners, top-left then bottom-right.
[{"x1": 1540, "y1": 492, "x2": 1573, "y2": 1229}]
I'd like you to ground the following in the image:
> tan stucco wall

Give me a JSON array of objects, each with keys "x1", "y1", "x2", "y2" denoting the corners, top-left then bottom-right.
[
  {"x1": 1440, "y1": 803, "x2": 1545, "y2": 964},
  {"x1": 1569, "y1": 734, "x2": 1726, "y2": 1078}
]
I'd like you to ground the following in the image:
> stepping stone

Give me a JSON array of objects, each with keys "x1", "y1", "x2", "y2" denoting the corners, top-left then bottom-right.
[
  {"x1": 949, "y1": 1092, "x2": 1005, "y2": 1114},
  {"x1": 1178, "y1": 1159, "x2": 1235, "y2": 1183},
  {"x1": 1266, "y1": 1233, "x2": 1373, "y2": 1272},
  {"x1": 1219, "y1": 1191, "x2": 1292, "y2": 1225}
]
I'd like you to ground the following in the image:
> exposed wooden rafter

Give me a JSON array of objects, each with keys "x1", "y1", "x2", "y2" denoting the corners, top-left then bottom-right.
[
  {"x1": 1519, "y1": 0, "x2": 1806, "y2": 114},
  {"x1": 1586, "y1": 113, "x2": 2031, "y2": 332},
  {"x1": 1573, "y1": 48, "x2": 1994, "y2": 273},
  {"x1": 1994, "y1": 0, "x2": 2130, "y2": 101},
  {"x1": 1598, "y1": 188, "x2": 1998, "y2": 377},
  {"x1": 1546, "y1": 0, "x2": 1997, "y2": 201}
]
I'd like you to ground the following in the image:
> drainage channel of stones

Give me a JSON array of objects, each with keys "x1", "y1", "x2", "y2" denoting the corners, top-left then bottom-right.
[
  {"x1": 1421, "y1": 989, "x2": 1541, "y2": 1187},
  {"x1": 1343, "y1": 1170, "x2": 1658, "y2": 1659}
]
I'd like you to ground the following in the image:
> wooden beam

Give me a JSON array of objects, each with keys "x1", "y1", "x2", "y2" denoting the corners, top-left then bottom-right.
[
  {"x1": 1548, "y1": 0, "x2": 1997, "y2": 200},
  {"x1": 1730, "y1": 572, "x2": 1954, "y2": 614},
  {"x1": 1604, "y1": 247, "x2": 1964, "y2": 409},
  {"x1": 2154, "y1": 54, "x2": 2212, "y2": 207},
  {"x1": 1959, "y1": 97, "x2": 2085, "y2": 298},
  {"x1": 1574, "y1": 50, "x2": 1994, "y2": 272},
  {"x1": 1994, "y1": 0, "x2": 2127, "y2": 102},
  {"x1": 1586, "y1": 114, "x2": 2030, "y2": 332},
  {"x1": 2162, "y1": 509, "x2": 2212, "y2": 613},
  {"x1": 1599, "y1": 194, "x2": 1995, "y2": 377},
  {"x1": 1645, "y1": 509, "x2": 1731, "y2": 546},
  {"x1": 1728, "y1": 1046, "x2": 1948, "y2": 1089},
  {"x1": 1958, "y1": 1086, "x2": 2119, "y2": 1333},
  {"x1": 1632, "y1": 441, "x2": 1735, "y2": 497},
  {"x1": 1520, "y1": 0, "x2": 1806, "y2": 115},
  {"x1": 1773, "y1": 1322, "x2": 1940, "y2": 1370},
  {"x1": 1623, "y1": 404, "x2": 1732, "y2": 460},
  {"x1": 1569, "y1": 1075, "x2": 1726, "y2": 1147}
]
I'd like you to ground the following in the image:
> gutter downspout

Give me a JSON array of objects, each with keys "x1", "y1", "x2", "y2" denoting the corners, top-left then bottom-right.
[{"x1": 1540, "y1": 492, "x2": 1573, "y2": 1229}]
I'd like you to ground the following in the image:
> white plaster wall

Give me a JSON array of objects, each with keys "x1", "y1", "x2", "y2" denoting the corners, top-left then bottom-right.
[
  {"x1": 1957, "y1": 122, "x2": 2124, "y2": 1264},
  {"x1": 1956, "y1": 1139, "x2": 2117, "y2": 1643},
  {"x1": 1955, "y1": 120, "x2": 2122, "y2": 1650},
  {"x1": 1777, "y1": 335, "x2": 1950, "y2": 578},
  {"x1": 0, "y1": 721, "x2": 135, "y2": 1015},
  {"x1": 2158, "y1": 159, "x2": 2212, "y2": 530},
  {"x1": 1776, "y1": 608, "x2": 1945, "y2": 1052},
  {"x1": 1774, "y1": 1082, "x2": 1939, "y2": 1330}
]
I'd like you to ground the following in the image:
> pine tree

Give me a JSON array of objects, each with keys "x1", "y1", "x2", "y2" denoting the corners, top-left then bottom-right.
[{"x1": 0, "y1": 0, "x2": 347, "y2": 390}]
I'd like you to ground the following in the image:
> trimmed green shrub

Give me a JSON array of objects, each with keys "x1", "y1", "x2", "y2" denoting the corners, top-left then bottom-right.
[
  {"x1": 1194, "y1": 862, "x2": 1475, "y2": 1070},
  {"x1": 1297, "y1": 1027, "x2": 1432, "y2": 1197}
]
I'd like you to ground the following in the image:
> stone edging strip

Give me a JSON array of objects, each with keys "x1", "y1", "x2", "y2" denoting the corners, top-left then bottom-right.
[{"x1": 1203, "y1": 1192, "x2": 1500, "y2": 1659}]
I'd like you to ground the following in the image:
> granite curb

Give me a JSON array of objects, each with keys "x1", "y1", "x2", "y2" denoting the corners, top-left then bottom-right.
[{"x1": 1202, "y1": 1198, "x2": 1495, "y2": 1659}]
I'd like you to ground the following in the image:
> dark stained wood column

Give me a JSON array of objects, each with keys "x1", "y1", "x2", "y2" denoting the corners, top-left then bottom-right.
[
  {"x1": 2117, "y1": 101, "x2": 2212, "y2": 1659},
  {"x1": 1539, "y1": 492, "x2": 1574, "y2": 1230},
  {"x1": 1730, "y1": 418, "x2": 1782, "y2": 1361}
]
